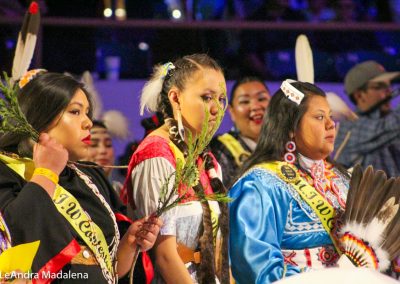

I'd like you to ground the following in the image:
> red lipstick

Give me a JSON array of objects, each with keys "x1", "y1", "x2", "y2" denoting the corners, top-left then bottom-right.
[{"x1": 82, "y1": 135, "x2": 91, "y2": 145}]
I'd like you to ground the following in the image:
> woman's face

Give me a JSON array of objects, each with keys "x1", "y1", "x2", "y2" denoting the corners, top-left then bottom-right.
[
  {"x1": 229, "y1": 81, "x2": 270, "y2": 141},
  {"x1": 176, "y1": 69, "x2": 226, "y2": 136},
  {"x1": 294, "y1": 95, "x2": 335, "y2": 160},
  {"x1": 88, "y1": 126, "x2": 114, "y2": 176},
  {"x1": 47, "y1": 89, "x2": 93, "y2": 161}
]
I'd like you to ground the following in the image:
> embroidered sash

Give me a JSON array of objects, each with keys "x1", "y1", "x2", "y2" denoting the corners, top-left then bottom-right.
[
  {"x1": 0, "y1": 154, "x2": 115, "y2": 283},
  {"x1": 257, "y1": 161, "x2": 341, "y2": 252},
  {"x1": 217, "y1": 133, "x2": 251, "y2": 166}
]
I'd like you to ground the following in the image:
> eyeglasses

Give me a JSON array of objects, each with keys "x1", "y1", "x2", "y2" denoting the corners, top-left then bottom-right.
[{"x1": 366, "y1": 82, "x2": 391, "y2": 92}]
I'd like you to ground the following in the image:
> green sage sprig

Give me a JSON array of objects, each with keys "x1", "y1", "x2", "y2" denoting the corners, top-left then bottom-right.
[{"x1": 0, "y1": 73, "x2": 39, "y2": 141}]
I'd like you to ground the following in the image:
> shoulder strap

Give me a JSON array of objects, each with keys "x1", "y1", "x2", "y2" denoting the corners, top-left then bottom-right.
[{"x1": 217, "y1": 133, "x2": 251, "y2": 166}]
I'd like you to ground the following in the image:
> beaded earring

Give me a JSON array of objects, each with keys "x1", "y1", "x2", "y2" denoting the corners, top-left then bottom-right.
[
  {"x1": 176, "y1": 106, "x2": 185, "y2": 141},
  {"x1": 284, "y1": 141, "x2": 296, "y2": 164}
]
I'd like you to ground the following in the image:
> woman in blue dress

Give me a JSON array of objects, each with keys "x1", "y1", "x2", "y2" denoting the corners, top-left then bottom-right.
[{"x1": 229, "y1": 80, "x2": 350, "y2": 283}]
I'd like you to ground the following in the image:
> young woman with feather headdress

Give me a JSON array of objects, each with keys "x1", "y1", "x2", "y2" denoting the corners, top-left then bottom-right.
[{"x1": 124, "y1": 53, "x2": 231, "y2": 284}]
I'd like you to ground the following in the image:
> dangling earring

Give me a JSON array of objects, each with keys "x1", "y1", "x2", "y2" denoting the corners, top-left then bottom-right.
[
  {"x1": 284, "y1": 141, "x2": 296, "y2": 164},
  {"x1": 177, "y1": 107, "x2": 185, "y2": 141}
]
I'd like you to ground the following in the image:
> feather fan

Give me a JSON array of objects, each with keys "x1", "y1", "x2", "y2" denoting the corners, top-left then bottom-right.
[
  {"x1": 295, "y1": 34, "x2": 314, "y2": 83},
  {"x1": 339, "y1": 164, "x2": 400, "y2": 271},
  {"x1": 11, "y1": 1, "x2": 40, "y2": 85}
]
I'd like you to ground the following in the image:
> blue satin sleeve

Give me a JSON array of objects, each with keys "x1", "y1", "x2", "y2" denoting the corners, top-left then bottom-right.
[{"x1": 229, "y1": 169, "x2": 301, "y2": 284}]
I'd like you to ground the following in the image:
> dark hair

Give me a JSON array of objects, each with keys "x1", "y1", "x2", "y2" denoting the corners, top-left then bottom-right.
[
  {"x1": 91, "y1": 120, "x2": 107, "y2": 129},
  {"x1": 0, "y1": 72, "x2": 92, "y2": 156},
  {"x1": 140, "y1": 112, "x2": 164, "y2": 138},
  {"x1": 240, "y1": 81, "x2": 347, "y2": 177},
  {"x1": 229, "y1": 76, "x2": 269, "y2": 106}
]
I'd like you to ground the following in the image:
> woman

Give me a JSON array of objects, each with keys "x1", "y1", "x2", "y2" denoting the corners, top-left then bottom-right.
[
  {"x1": 125, "y1": 54, "x2": 230, "y2": 283},
  {"x1": 88, "y1": 120, "x2": 115, "y2": 178},
  {"x1": 210, "y1": 77, "x2": 271, "y2": 188},
  {"x1": 229, "y1": 80, "x2": 349, "y2": 283},
  {"x1": 87, "y1": 120, "x2": 124, "y2": 195},
  {"x1": 0, "y1": 71, "x2": 161, "y2": 283}
]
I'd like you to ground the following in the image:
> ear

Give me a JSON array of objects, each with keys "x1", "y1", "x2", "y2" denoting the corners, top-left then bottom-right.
[
  {"x1": 289, "y1": 131, "x2": 295, "y2": 139},
  {"x1": 168, "y1": 88, "x2": 180, "y2": 108}
]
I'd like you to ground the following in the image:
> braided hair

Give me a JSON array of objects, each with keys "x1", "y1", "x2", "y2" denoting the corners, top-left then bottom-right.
[{"x1": 155, "y1": 54, "x2": 229, "y2": 283}]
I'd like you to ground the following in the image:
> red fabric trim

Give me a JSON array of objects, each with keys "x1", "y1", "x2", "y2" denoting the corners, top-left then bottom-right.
[
  {"x1": 142, "y1": 251, "x2": 154, "y2": 284},
  {"x1": 122, "y1": 136, "x2": 176, "y2": 208},
  {"x1": 305, "y1": 248, "x2": 312, "y2": 267},
  {"x1": 115, "y1": 212, "x2": 133, "y2": 223},
  {"x1": 33, "y1": 239, "x2": 81, "y2": 284}
]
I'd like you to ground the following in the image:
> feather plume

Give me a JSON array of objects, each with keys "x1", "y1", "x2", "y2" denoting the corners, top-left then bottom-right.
[
  {"x1": 140, "y1": 65, "x2": 166, "y2": 115},
  {"x1": 81, "y1": 71, "x2": 103, "y2": 119},
  {"x1": 295, "y1": 34, "x2": 314, "y2": 83},
  {"x1": 102, "y1": 110, "x2": 130, "y2": 139},
  {"x1": 294, "y1": 36, "x2": 358, "y2": 124},
  {"x1": 326, "y1": 92, "x2": 358, "y2": 121},
  {"x1": 11, "y1": 1, "x2": 40, "y2": 84},
  {"x1": 339, "y1": 165, "x2": 400, "y2": 271}
]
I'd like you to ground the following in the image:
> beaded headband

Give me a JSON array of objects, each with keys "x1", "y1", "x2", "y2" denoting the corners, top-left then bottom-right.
[
  {"x1": 280, "y1": 79, "x2": 304, "y2": 105},
  {"x1": 161, "y1": 62, "x2": 175, "y2": 78},
  {"x1": 18, "y1": 69, "x2": 47, "y2": 89}
]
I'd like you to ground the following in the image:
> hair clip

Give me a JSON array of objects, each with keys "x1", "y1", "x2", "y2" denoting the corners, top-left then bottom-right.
[
  {"x1": 161, "y1": 62, "x2": 175, "y2": 78},
  {"x1": 280, "y1": 79, "x2": 304, "y2": 105},
  {"x1": 18, "y1": 69, "x2": 47, "y2": 89}
]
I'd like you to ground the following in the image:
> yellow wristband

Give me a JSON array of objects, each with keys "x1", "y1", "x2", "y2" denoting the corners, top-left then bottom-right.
[{"x1": 32, "y1": 168, "x2": 59, "y2": 185}]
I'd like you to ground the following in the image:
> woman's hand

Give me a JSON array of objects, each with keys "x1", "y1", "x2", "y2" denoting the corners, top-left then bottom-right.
[
  {"x1": 117, "y1": 216, "x2": 162, "y2": 277},
  {"x1": 33, "y1": 133, "x2": 68, "y2": 176},
  {"x1": 31, "y1": 133, "x2": 68, "y2": 197},
  {"x1": 134, "y1": 216, "x2": 163, "y2": 251}
]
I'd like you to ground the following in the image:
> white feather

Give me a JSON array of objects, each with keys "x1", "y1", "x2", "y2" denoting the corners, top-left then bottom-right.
[
  {"x1": 19, "y1": 34, "x2": 37, "y2": 79},
  {"x1": 11, "y1": 33, "x2": 24, "y2": 82},
  {"x1": 140, "y1": 65, "x2": 166, "y2": 115},
  {"x1": 375, "y1": 248, "x2": 391, "y2": 271},
  {"x1": 326, "y1": 92, "x2": 358, "y2": 121},
  {"x1": 295, "y1": 34, "x2": 314, "y2": 83},
  {"x1": 102, "y1": 110, "x2": 130, "y2": 139}
]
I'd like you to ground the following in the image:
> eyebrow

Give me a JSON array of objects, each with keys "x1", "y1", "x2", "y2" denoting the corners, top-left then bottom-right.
[
  {"x1": 315, "y1": 109, "x2": 333, "y2": 114},
  {"x1": 69, "y1": 102, "x2": 90, "y2": 110},
  {"x1": 203, "y1": 89, "x2": 217, "y2": 94}
]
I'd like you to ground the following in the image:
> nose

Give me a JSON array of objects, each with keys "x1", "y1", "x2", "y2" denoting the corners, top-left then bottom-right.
[
  {"x1": 210, "y1": 100, "x2": 219, "y2": 116},
  {"x1": 98, "y1": 143, "x2": 108, "y2": 154},
  {"x1": 250, "y1": 98, "x2": 265, "y2": 112},
  {"x1": 83, "y1": 116, "x2": 93, "y2": 130},
  {"x1": 326, "y1": 117, "x2": 335, "y2": 130}
]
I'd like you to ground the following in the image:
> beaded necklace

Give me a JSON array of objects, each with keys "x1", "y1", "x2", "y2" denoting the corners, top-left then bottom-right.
[{"x1": 297, "y1": 156, "x2": 346, "y2": 209}]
